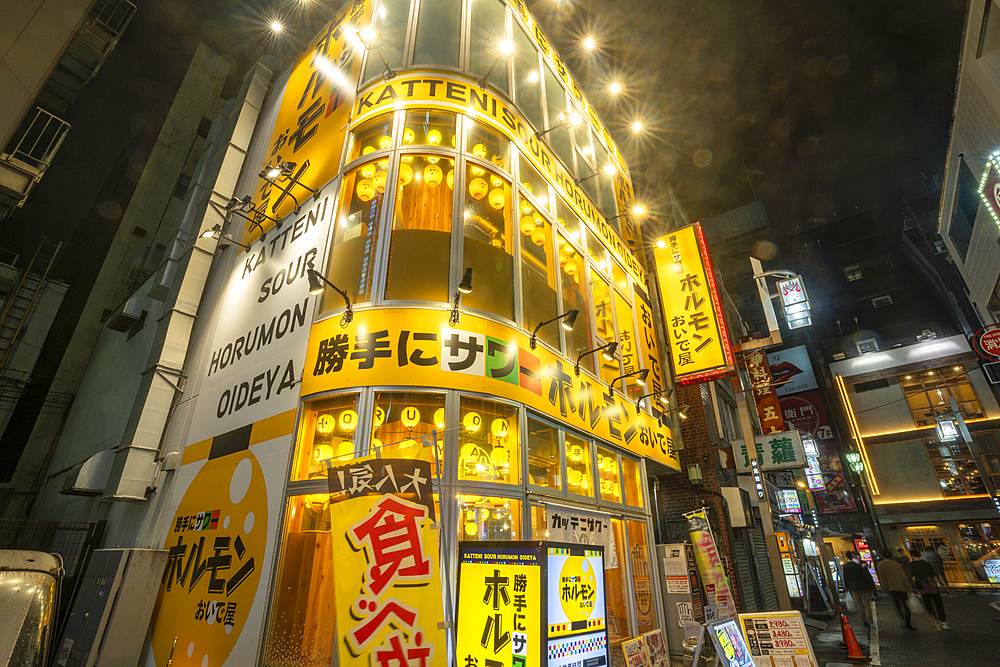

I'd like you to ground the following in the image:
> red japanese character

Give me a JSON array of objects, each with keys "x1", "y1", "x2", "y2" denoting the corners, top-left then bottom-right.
[{"x1": 348, "y1": 495, "x2": 431, "y2": 597}]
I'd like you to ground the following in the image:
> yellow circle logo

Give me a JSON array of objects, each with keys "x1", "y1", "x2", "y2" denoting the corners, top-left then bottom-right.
[{"x1": 559, "y1": 556, "x2": 597, "y2": 622}]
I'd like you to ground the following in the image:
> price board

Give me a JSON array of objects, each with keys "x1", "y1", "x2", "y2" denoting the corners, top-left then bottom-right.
[{"x1": 738, "y1": 611, "x2": 819, "y2": 667}]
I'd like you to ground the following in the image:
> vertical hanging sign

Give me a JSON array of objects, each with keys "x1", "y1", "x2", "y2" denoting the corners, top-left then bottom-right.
[
  {"x1": 652, "y1": 223, "x2": 735, "y2": 385},
  {"x1": 745, "y1": 349, "x2": 785, "y2": 434}
]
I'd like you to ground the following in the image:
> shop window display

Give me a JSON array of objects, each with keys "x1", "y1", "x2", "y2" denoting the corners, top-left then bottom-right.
[
  {"x1": 385, "y1": 154, "x2": 454, "y2": 302},
  {"x1": 459, "y1": 496, "x2": 520, "y2": 541},
  {"x1": 627, "y1": 520, "x2": 657, "y2": 634},
  {"x1": 526, "y1": 415, "x2": 560, "y2": 489},
  {"x1": 347, "y1": 112, "x2": 394, "y2": 163},
  {"x1": 597, "y1": 446, "x2": 621, "y2": 503},
  {"x1": 555, "y1": 197, "x2": 582, "y2": 242},
  {"x1": 371, "y1": 392, "x2": 446, "y2": 467},
  {"x1": 457, "y1": 396, "x2": 520, "y2": 485},
  {"x1": 518, "y1": 155, "x2": 550, "y2": 210},
  {"x1": 293, "y1": 394, "x2": 361, "y2": 480},
  {"x1": 467, "y1": 120, "x2": 509, "y2": 172},
  {"x1": 402, "y1": 109, "x2": 457, "y2": 149},
  {"x1": 605, "y1": 517, "x2": 629, "y2": 641},
  {"x1": 565, "y1": 432, "x2": 593, "y2": 497},
  {"x1": 463, "y1": 163, "x2": 514, "y2": 321}
]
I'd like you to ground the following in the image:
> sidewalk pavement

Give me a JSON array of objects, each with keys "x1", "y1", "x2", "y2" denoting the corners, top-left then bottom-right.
[{"x1": 807, "y1": 589, "x2": 1000, "y2": 667}]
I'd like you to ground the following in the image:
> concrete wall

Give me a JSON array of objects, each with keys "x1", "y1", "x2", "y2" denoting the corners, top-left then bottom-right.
[
  {"x1": 868, "y1": 440, "x2": 943, "y2": 504},
  {"x1": 849, "y1": 381, "x2": 915, "y2": 436}
]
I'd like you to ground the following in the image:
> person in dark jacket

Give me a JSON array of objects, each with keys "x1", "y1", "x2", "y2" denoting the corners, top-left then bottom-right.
[
  {"x1": 877, "y1": 549, "x2": 916, "y2": 631},
  {"x1": 910, "y1": 548, "x2": 947, "y2": 630},
  {"x1": 843, "y1": 551, "x2": 876, "y2": 628}
]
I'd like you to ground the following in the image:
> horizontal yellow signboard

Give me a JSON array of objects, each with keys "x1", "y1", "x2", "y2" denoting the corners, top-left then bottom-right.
[
  {"x1": 302, "y1": 307, "x2": 679, "y2": 470},
  {"x1": 351, "y1": 71, "x2": 646, "y2": 288}
]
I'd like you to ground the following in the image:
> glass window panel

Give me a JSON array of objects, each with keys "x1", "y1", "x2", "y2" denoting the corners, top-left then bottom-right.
[
  {"x1": 469, "y1": 0, "x2": 509, "y2": 95},
  {"x1": 627, "y1": 519, "x2": 657, "y2": 634},
  {"x1": 457, "y1": 397, "x2": 520, "y2": 485},
  {"x1": 348, "y1": 112, "x2": 394, "y2": 162},
  {"x1": 565, "y1": 432, "x2": 593, "y2": 497},
  {"x1": 530, "y1": 503, "x2": 547, "y2": 539},
  {"x1": 559, "y1": 235, "x2": 593, "y2": 371},
  {"x1": 605, "y1": 518, "x2": 630, "y2": 641},
  {"x1": 262, "y1": 496, "x2": 335, "y2": 666},
  {"x1": 512, "y1": 23, "x2": 543, "y2": 131},
  {"x1": 612, "y1": 258, "x2": 630, "y2": 293},
  {"x1": 555, "y1": 197, "x2": 582, "y2": 242},
  {"x1": 597, "y1": 446, "x2": 621, "y2": 503},
  {"x1": 585, "y1": 228, "x2": 609, "y2": 273},
  {"x1": 458, "y1": 496, "x2": 521, "y2": 541},
  {"x1": 463, "y1": 164, "x2": 515, "y2": 320},
  {"x1": 526, "y1": 416, "x2": 560, "y2": 489},
  {"x1": 520, "y1": 208, "x2": 559, "y2": 350},
  {"x1": 543, "y1": 65, "x2": 574, "y2": 170},
  {"x1": 614, "y1": 289, "x2": 643, "y2": 401},
  {"x1": 590, "y1": 268, "x2": 620, "y2": 387},
  {"x1": 412, "y1": 0, "x2": 461, "y2": 67},
  {"x1": 923, "y1": 440, "x2": 988, "y2": 497},
  {"x1": 403, "y1": 109, "x2": 457, "y2": 148},
  {"x1": 362, "y1": 0, "x2": 409, "y2": 82},
  {"x1": 593, "y1": 139, "x2": 618, "y2": 219},
  {"x1": 467, "y1": 121, "x2": 509, "y2": 171},
  {"x1": 293, "y1": 394, "x2": 361, "y2": 480},
  {"x1": 622, "y1": 456, "x2": 643, "y2": 507},
  {"x1": 518, "y1": 155, "x2": 549, "y2": 210},
  {"x1": 385, "y1": 155, "x2": 454, "y2": 302},
  {"x1": 325, "y1": 160, "x2": 386, "y2": 308},
  {"x1": 371, "y1": 392, "x2": 446, "y2": 468}
]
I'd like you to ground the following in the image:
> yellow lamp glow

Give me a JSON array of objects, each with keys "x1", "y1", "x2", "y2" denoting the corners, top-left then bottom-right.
[
  {"x1": 531, "y1": 226, "x2": 546, "y2": 246},
  {"x1": 373, "y1": 406, "x2": 385, "y2": 426},
  {"x1": 361, "y1": 162, "x2": 376, "y2": 179},
  {"x1": 520, "y1": 215, "x2": 536, "y2": 235},
  {"x1": 491, "y1": 418, "x2": 510, "y2": 438},
  {"x1": 338, "y1": 409, "x2": 358, "y2": 432},
  {"x1": 316, "y1": 413, "x2": 335, "y2": 436},
  {"x1": 313, "y1": 444, "x2": 334, "y2": 461},
  {"x1": 371, "y1": 437, "x2": 383, "y2": 451},
  {"x1": 398, "y1": 162, "x2": 413, "y2": 185},
  {"x1": 568, "y1": 444, "x2": 584, "y2": 462},
  {"x1": 563, "y1": 258, "x2": 577, "y2": 276},
  {"x1": 433, "y1": 407, "x2": 445, "y2": 429},
  {"x1": 488, "y1": 188, "x2": 505, "y2": 210},
  {"x1": 373, "y1": 170, "x2": 386, "y2": 192},
  {"x1": 472, "y1": 143, "x2": 488, "y2": 158},
  {"x1": 379, "y1": 135, "x2": 391, "y2": 149},
  {"x1": 446, "y1": 169, "x2": 454, "y2": 189},
  {"x1": 356, "y1": 179, "x2": 375, "y2": 202},
  {"x1": 463, "y1": 411, "x2": 482, "y2": 432},
  {"x1": 490, "y1": 445, "x2": 509, "y2": 469},
  {"x1": 460, "y1": 443, "x2": 479, "y2": 464},
  {"x1": 491, "y1": 154, "x2": 504, "y2": 167},
  {"x1": 362, "y1": 145, "x2": 376, "y2": 156},
  {"x1": 403, "y1": 128, "x2": 415, "y2": 144},
  {"x1": 469, "y1": 178, "x2": 488, "y2": 200},
  {"x1": 465, "y1": 521, "x2": 478, "y2": 536},
  {"x1": 399, "y1": 438, "x2": 418, "y2": 450},
  {"x1": 424, "y1": 164, "x2": 443, "y2": 187},
  {"x1": 427, "y1": 129, "x2": 442, "y2": 145},
  {"x1": 401, "y1": 406, "x2": 421, "y2": 429},
  {"x1": 336, "y1": 440, "x2": 355, "y2": 459}
]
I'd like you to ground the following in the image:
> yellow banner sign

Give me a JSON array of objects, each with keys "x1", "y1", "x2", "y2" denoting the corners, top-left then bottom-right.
[
  {"x1": 331, "y1": 490, "x2": 446, "y2": 664},
  {"x1": 653, "y1": 223, "x2": 735, "y2": 385},
  {"x1": 351, "y1": 72, "x2": 646, "y2": 288},
  {"x1": 251, "y1": 0, "x2": 372, "y2": 224},
  {"x1": 456, "y1": 543, "x2": 542, "y2": 667},
  {"x1": 686, "y1": 509, "x2": 737, "y2": 620},
  {"x1": 302, "y1": 308, "x2": 679, "y2": 470}
]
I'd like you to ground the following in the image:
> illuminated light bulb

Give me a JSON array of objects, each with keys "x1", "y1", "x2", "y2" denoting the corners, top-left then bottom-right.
[
  {"x1": 427, "y1": 129, "x2": 442, "y2": 145},
  {"x1": 446, "y1": 169, "x2": 454, "y2": 189},
  {"x1": 379, "y1": 135, "x2": 391, "y2": 149},
  {"x1": 584, "y1": 37, "x2": 595, "y2": 50},
  {"x1": 528, "y1": 71, "x2": 539, "y2": 83},
  {"x1": 469, "y1": 177, "x2": 488, "y2": 200},
  {"x1": 498, "y1": 39, "x2": 515, "y2": 56},
  {"x1": 603, "y1": 163, "x2": 616, "y2": 175},
  {"x1": 398, "y1": 162, "x2": 413, "y2": 185},
  {"x1": 424, "y1": 164, "x2": 443, "y2": 187},
  {"x1": 359, "y1": 26, "x2": 377, "y2": 44},
  {"x1": 567, "y1": 111, "x2": 583, "y2": 126},
  {"x1": 271, "y1": 21, "x2": 283, "y2": 33},
  {"x1": 361, "y1": 162, "x2": 376, "y2": 179},
  {"x1": 356, "y1": 179, "x2": 375, "y2": 202},
  {"x1": 563, "y1": 258, "x2": 577, "y2": 276},
  {"x1": 656, "y1": 239, "x2": 666, "y2": 248},
  {"x1": 473, "y1": 143, "x2": 488, "y2": 158},
  {"x1": 403, "y1": 128, "x2": 415, "y2": 144},
  {"x1": 609, "y1": 82, "x2": 621, "y2": 94},
  {"x1": 633, "y1": 205, "x2": 646, "y2": 215},
  {"x1": 632, "y1": 121, "x2": 642, "y2": 132},
  {"x1": 488, "y1": 188, "x2": 505, "y2": 210},
  {"x1": 427, "y1": 156, "x2": 439, "y2": 164}
]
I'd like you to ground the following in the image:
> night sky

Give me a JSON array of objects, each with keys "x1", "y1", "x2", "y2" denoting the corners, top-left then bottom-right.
[{"x1": 4, "y1": 0, "x2": 966, "y2": 271}]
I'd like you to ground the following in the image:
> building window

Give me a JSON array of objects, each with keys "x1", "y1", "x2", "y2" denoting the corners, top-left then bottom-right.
[
  {"x1": 458, "y1": 496, "x2": 520, "y2": 541},
  {"x1": 559, "y1": 234, "x2": 593, "y2": 369},
  {"x1": 402, "y1": 109, "x2": 457, "y2": 148},
  {"x1": 457, "y1": 396, "x2": 520, "y2": 485},
  {"x1": 519, "y1": 208, "x2": 561, "y2": 351},
  {"x1": 899, "y1": 367, "x2": 984, "y2": 427},
  {"x1": 717, "y1": 394, "x2": 742, "y2": 443},
  {"x1": 361, "y1": 0, "x2": 408, "y2": 83},
  {"x1": 622, "y1": 456, "x2": 643, "y2": 508},
  {"x1": 565, "y1": 432, "x2": 594, "y2": 497},
  {"x1": 518, "y1": 154, "x2": 550, "y2": 211},
  {"x1": 948, "y1": 158, "x2": 979, "y2": 262},
  {"x1": 371, "y1": 391, "x2": 446, "y2": 463},
  {"x1": 856, "y1": 338, "x2": 879, "y2": 354},
  {"x1": 871, "y1": 294, "x2": 893, "y2": 308},
  {"x1": 979, "y1": 0, "x2": 1000, "y2": 57},
  {"x1": 412, "y1": 0, "x2": 461, "y2": 68},
  {"x1": 844, "y1": 265, "x2": 863, "y2": 281},
  {"x1": 468, "y1": 0, "x2": 509, "y2": 95},
  {"x1": 606, "y1": 518, "x2": 629, "y2": 641},
  {"x1": 511, "y1": 22, "x2": 543, "y2": 131},
  {"x1": 293, "y1": 393, "x2": 362, "y2": 481},
  {"x1": 542, "y1": 64, "x2": 575, "y2": 172},
  {"x1": 627, "y1": 519, "x2": 657, "y2": 634},
  {"x1": 526, "y1": 415, "x2": 561, "y2": 489},
  {"x1": 463, "y1": 162, "x2": 515, "y2": 321},
  {"x1": 590, "y1": 267, "x2": 621, "y2": 387},
  {"x1": 923, "y1": 440, "x2": 988, "y2": 497},
  {"x1": 347, "y1": 112, "x2": 394, "y2": 162},
  {"x1": 988, "y1": 275, "x2": 1000, "y2": 323}
]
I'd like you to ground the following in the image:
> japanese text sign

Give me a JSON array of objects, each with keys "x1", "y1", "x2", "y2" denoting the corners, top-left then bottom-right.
[
  {"x1": 331, "y1": 474, "x2": 445, "y2": 666},
  {"x1": 302, "y1": 308, "x2": 679, "y2": 470},
  {"x1": 546, "y1": 544, "x2": 608, "y2": 667},
  {"x1": 621, "y1": 636, "x2": 652, "y2": 667},
  {"x1": 777, "y1": 490, "x2": 801, "y2": 514},
  {"x1": 735, "y1": 431, "x2": 806, "y2": 472},
  {"x1": 544, "y1": 505, "x2": 619, "y2": 568},
  {"x1": 745, "y1": 349, "x2": 785, "y2": 434},
  {"x1": 776, "y1": 277, "x2": 805, "y2": 307},
  {"x1": 457, "y1": 542, "x2": 542, "y2": 667},
  {"x1": 973, "y1": 325, "x2": 1000, "y2": 361},
  {"x1": 327, "y1": 457, "x2": 436, "y2": 520},
  {"x1": 709, "y1": 618, "x2": 755, "y2": 667},
  {"x1": 252, "y1": 0, "x2": 372, "y2": 224},
  {"x1": 652, "y1": 223, "x2": 734, "y2": 385},
  {"x1": 685, "y1": 509, "x2": 737, "y2": 620},
  {"x1": 738, "y1": 611, "x2": 819, "y2": 667}
]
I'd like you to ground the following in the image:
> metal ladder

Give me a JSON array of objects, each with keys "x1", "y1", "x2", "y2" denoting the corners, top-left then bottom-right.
[{"x1": 0, "y1": 239, "x2": 61, "y2": 373}]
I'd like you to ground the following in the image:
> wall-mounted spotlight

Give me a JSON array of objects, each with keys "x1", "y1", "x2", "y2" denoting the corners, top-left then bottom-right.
[
  {"x1": 450, "y1": 267, "x2": 473, "y2": 325},
  {"x1": 258, "y1": 161, "x2": 321, "y2": 215},
  {"x1": 529, "y1": 310, "x2": 578, "y2": 350},
  {"x1": 307, "y1": 263, "x2": 354, "y2": 325},
  {"x1": 535, "y1": 110, "x2": 583, "y2": 139},
  {"x1": 634, "y1": 388, "x2": 668, "y2": 414},
  {"x1": 478, "y1": 39, "x2": 515, "y2": 90},
  {"x1": 575, "y1": 163, "x2": 616, "y2": 186},
  {"x1": 201, "y1": 224, "x2": 250, "y2": 251},
  {"x1": 606, "y1": 205, "x2": 646, "y2": 224},
  {"x1": 357, "y1": 27, "x2": 397, "y2": 80},
  {"x1": 575, "y1": 340, "x2": 618, "y2": 376},
  {"x1": 217, "y1": 195, "x2": 280, "y2": 242},
  {"x1": 605, "y1": 368, "x2": 649, "y2": 399}
]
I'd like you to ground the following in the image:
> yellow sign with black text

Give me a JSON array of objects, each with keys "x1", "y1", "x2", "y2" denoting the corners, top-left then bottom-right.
[
  {"x1": 302, "y1": 308, "x2": 679, "y2": 470},
  {"x1": 653, "y1": 223, "x2": 735, "y2": 385}
]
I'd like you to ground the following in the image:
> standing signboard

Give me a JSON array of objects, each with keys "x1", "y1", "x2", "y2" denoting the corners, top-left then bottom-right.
[
  {"x1": 642, "y1": 630, "x2": 669, "y2": 667},
  {"x1": 685, "y1": 509, "x2": 737, "y2": 620},
  {"x1": 738, "y1": 611, "x2": 820, "y2": 667},
  {"x1": 652, "y1": 223, "x2": 735, "y2": 385},
  {"x1": 707, "y1": 617, "x2": 755, "y2": 667},
  {"x1": 621, "y1": 636, "x2": 651, "y2": 667}
]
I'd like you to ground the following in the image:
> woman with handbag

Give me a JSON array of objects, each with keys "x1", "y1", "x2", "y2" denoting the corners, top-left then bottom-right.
[{"x1": 909, "y1": 548, "x2": 947, "y2": 630}]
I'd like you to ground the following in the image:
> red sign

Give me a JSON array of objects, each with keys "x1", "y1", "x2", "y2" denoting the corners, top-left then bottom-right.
[
  {"x1": 745, "y1": 349, "x2": 785, "y2": 434},
  {"x1": 778, "y1": 391, "x2": 857, "y2": 514},
  {"x1": 974, "y1": 325, "x2": 1000, "y2": 361}
]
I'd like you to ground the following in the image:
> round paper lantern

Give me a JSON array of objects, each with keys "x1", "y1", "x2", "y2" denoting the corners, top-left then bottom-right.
[
  {"x1": 568, "y1": 469, "x2": 581, "y2": 487},
  {"x1": 399, "y1": 438, "x2": 418, "y2": 450},
  {"x1": 433, "y1": 407, "x2": 445, "y2": 429},
  {"x1": 401, "y1": 406, "x2": 421, "y2": 429},
  {"x1": 316, "y1": 413, "x2": 335, "y2": 436},
  {"x1": 336, "y1": 440, "x2": 355, "y2": 458},
  {"x1": 424, "y1": 164, "x2": 443, "y2": 187},
  {"x1": 568, "y1": 444, "x2": 584, "y2": 462},
  {"x1": 491, "y1": 418, "x2": 510, "y2": 438},
  {"x1": 313, "y1": 444, "x2": 334, "y2": 461},
  {"x1": 338, "y1": 409, "x2": 358, "y2": 432},
  {"x1": 427, "y1": 156, "x2": 439, "y2": 164},
  {"x1": 490, "y1": 445, "x2": 509, "y2": 469},
  {"x1": 356, "y1": 179, "x2": 375, "y2": 202},
  {"x1": 451, "y1": 135, "x2": 456, "y2": 147},
  {"x1": 563, "y1": 257, "x2": 577, "y2": 276},
  {"x1": 469, "y1": 178, "x2": 488, "y2": 200},
  {"x1": 446, "y1": 169, "x2": 454, "y2": 189},
  {"x1": 520, "y1": 215, "x2": 536, "y2": 236},
  {"x1": 463, "y1": 411, "x2": 482, "y2": 432},
  {"x1": 471, "y1": 165, "x2": 485, "y2": 177},
  {"x1": 373, "y1": 170, "x2": 386, "y2": 192},
  {"x1": 379, "y1": 134, "x2": 391, "y2": 149},
  {"x1": 398, "y1": 162, "x2": 413, "y2": 186},
  {"x1": 373, "y1": 406, "x2": 385, "y2": 426},
  {"x1": 427, "y1": 129, "x2": 442, "y2": 145},
  {"x1": 465, "y1": 521, "x2": 478, "y2": 536},
  {"x1": 362, "y1": 145, "x2": 376, "y2": 156},
  {"x1": 371, "y1": 437, "x2": 383, "y2": 450},
  {"x1": 531, "y1": 226, "x2": 547, "y2": 246},
  {"x1": 491, "y1": 154, "x2": 504, "y2": 167},
  {"x1": 488, "y1": 188, "x2": 505, "y2": 210},
  {"x1": 490, "y1": 175, "x2": 502, "y2": 187},
  {"x1": 460, "y1": 443, "x2": 479, "y2": 465},
  {"x1": 472, "y1": 143, "x2": 488, "y2": 158},
  {"x1": 361, "y1": 162, "x2": 376, "y2": 179},
  {"x1": 403, "y1": 128, "x2": 415, "y2": 145}
]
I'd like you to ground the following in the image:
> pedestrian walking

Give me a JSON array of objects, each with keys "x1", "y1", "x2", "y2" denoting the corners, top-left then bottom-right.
[
  {"x1": 893, "y1": 547, "x2": 911, "y2": 573},
  {"x1": 843, "y1": 551, "x2": 876, "y2": 629},
  {"x1": 922, "y1": 547, "x2": 945, "y2": 585},
  {"x1": 876, "y1": 549, "x2": 916, "y2": 631},
  {"x1": 909, "y1": 548, "x2": 947, "y2": 630}
]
